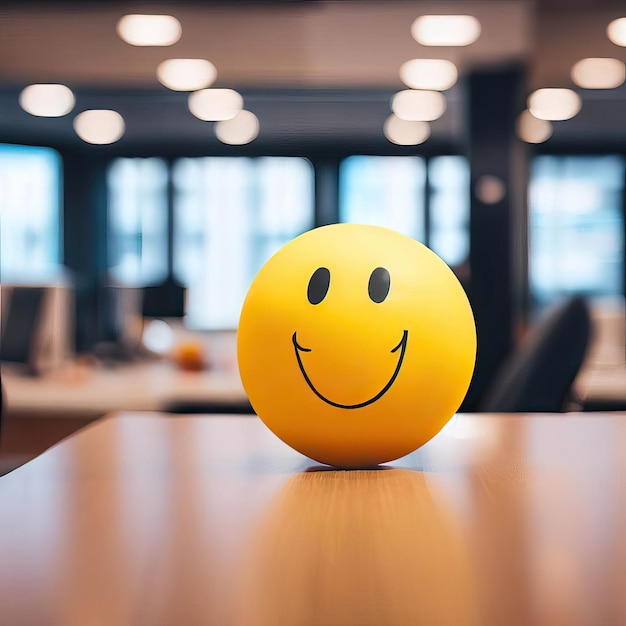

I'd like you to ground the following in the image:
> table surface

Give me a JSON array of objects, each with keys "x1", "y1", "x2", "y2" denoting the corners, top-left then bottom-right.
[{"x1": 1, "y1": 412, "x2": 625, "y2": 626}]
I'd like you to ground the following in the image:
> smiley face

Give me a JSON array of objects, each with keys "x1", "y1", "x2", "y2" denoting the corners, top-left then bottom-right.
[
  {"x1": 292, "y1": 265, "x2": 409, "y2": 409},
  {"x1": 292, "y1": 325, "x2": 408, "y2": 409},
  {"x1": 237, "y1": 224, "x2": 476, "y2": 468}
]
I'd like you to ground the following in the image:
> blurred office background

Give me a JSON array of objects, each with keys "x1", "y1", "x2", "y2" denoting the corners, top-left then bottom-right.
[{"x1": 1, "y1": 0, "x2": 625, "y2": 453}]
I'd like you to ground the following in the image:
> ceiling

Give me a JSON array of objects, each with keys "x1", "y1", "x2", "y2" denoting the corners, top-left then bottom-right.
[{"x1": 0, "y1": 0, "x2": 625, "y2": 151}]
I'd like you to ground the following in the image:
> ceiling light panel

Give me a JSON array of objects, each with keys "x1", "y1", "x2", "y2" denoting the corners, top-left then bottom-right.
[
  {"x1": 516, "y1": 110, "x2": 552, "y2": 144},
  {"x1": 19, "y1": 84, "x2": 75, "y2": 117},
  {"x1": 188, "y1": 89, "x2": 243, "y2": 121},
  {"x1": 74, "y1": 110, "x2": 125, "y2": 144},
  {"x1": 411, "y1": 15, "x2": 481, "y2": 47},
  {"x1": 384, "y1": 115, "x2": 430, "y2": 145},
  {"x1": 117, "y1": 14, "x2": 181, "y2": 46},
  {"x1": 607, "y1": 17, "x2": 626, "y2": 46},
  {"x1": 215, "y1": 110, "x2": 259, "y2": 145},
  {"x1": 391, "y1": 90, "x2": 446, "y2": 122},
  {"x1": 527, "y1": 88, "x2": 581, "y2": 121},
  {"x1": 571, "y1": 58, "x2": 625, "y2": 89},
  {"x1": 399, "y1": 59, "x2": 458, "y2": 91},
  {"x1": 157, "y1": 59, "x2": 217, "y2": 91}
]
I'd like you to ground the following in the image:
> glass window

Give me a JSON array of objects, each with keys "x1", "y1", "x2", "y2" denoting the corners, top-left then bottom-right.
[
  {"x1": 107, "y1": 158, "x2": 169, "y2": 286},
  {"x1": 339, "y1": 156, "x2": 426, "y2": 240},
  {"x1": 0, "y1": 144, "x2": 62, "y2": 282},
  {"x1": 529, "y1": 155, "x2": 625, "y2": 305},
  {"x1": 173, "y1": 157, "x2": 314, "y2": 329},
  {"x1": 339, "y1": 155, "x2": 470, "y2": 269},
  {"x1": 429, "y1": 155, "x2": 470, "y2": 268}
]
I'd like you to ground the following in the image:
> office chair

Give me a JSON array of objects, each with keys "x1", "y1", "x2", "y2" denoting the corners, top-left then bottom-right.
[{"x1": 478, "y1": 295, "x2": 592, "y2": 413}]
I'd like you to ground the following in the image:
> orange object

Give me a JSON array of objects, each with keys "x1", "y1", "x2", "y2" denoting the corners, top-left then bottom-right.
[{"x1": 173, "y1": 341, "x2": 205, "y2": 371}]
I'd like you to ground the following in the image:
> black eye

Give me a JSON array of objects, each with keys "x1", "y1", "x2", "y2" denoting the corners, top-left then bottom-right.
[
  {"x1": 307, "y1": 267, "x2": 330, "y2": 304},
  {"x1": 368, "y1": 267, "x2": 390, "y2": 303}
]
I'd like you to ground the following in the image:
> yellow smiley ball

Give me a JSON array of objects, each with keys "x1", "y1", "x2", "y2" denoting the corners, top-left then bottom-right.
[{"x1": 237, "y1": 223, "x2": 476, "y2": 468}]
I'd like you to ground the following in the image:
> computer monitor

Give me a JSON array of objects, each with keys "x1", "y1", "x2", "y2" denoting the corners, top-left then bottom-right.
[
  {"x1": 0, "y1": 283, "x2": 74, "y2": 374},
  {"x1": 0, "y1": 287, "x2": 46, "y2": 373},
  {"x1": 142, "y1": 278, "x2": 186, "y2": 319}
]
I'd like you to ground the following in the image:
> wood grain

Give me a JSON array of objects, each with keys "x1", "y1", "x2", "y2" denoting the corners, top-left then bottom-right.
[{"x1": 0, "y1": 412, "x2": 625, "y2": 626}]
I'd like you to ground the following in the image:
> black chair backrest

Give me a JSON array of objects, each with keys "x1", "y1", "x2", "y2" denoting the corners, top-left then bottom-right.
[{"x1": 478, "y1": 296, "x2": 592, "y2": 413}]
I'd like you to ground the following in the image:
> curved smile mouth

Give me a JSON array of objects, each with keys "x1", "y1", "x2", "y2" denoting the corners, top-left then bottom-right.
[{"x1": 292, "y1": 330, "x2": 409, "y2": 409}]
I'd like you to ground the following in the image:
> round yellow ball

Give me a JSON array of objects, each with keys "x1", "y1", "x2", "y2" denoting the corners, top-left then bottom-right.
[{"x1": 237, "y1": 224, "x2": 476, "y2": 467}]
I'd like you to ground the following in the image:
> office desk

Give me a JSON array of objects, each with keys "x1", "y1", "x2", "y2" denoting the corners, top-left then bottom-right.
[
  {"x1": 575, "y1": 363, "x2": 626, "y2": 410},
  {"x1": 1, "y1": 412, "x2": 625, "y2": 626},
  {"x1": 1, "y1": 360, "x2": 248, "y2": 418}
]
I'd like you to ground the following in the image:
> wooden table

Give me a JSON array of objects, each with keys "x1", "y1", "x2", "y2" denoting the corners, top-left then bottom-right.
[{"x1": 1, "y1": 412, "x2": 625, "y2": 626}]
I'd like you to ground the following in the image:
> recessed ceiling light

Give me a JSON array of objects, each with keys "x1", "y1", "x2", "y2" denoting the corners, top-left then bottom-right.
[
  {"x1": 188, "y1": 89, "x2": 243, "y2": 121},
  {"x1": 215, "y1": 110, "x2": 259, "y2": 145},
  {"x1": 117, "y1": 14, "x2": 181, "y2": 46},
  {"x1": 399, "y1": 59, "x2": 458, "y2": 91},
  {"x1": 571, "y1": 57, "x2": 625, "y2": 89},
  {"x1": 391, "y1": 90, "x2": 446, "y2": 122},
  {"x1": 607, "y1": 17, "x2": 626, "y2": 46},
  {"x1": 74, "y1": 110, "x2": 125, "y2": 144},
  {"x1": 384, "y1": 115, "x2": 430, "y2": 145},
  {"x1": 411, "y1": 15, "x2": 481, "y2": 46},
  {"x1": 157, "y1": 59, "x2": 217, "y2": 91},
  {"x1": 19, "y1": 84, "x2": 75, "y2": 117},
  {"x1": 516, "y1": 110, "x2": 553, "y2": 144},
  {"x1": 527, "y1": 88, "x2": 581, "y2": 121}
]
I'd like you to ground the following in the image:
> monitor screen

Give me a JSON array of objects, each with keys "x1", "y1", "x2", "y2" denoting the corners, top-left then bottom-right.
[{"x1": 142, "y1": 279, "x2": 186, "y2": 319}]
